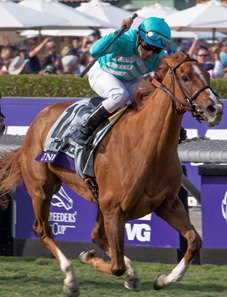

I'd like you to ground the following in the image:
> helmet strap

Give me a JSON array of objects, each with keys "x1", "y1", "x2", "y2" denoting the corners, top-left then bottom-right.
[{"x1": 137, "y1": 33, "x2": 142, "y2": 49}]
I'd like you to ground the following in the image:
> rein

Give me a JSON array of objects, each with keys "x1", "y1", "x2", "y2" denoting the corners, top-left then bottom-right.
[
  {"x1": 151, "y1": 57, "x2": 214, "y2": 120},
  {"x1": 151, "y1": 78, "x2": 191, "y2": 112}
]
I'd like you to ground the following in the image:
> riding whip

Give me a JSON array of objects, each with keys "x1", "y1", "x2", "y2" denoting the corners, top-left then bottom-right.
[{"x1": 80, "y1": 13, "x2": 138, "y2": 78}]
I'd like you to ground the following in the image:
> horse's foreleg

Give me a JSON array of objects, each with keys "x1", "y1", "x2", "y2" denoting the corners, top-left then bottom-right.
[
  {"x1": 42, "y1": 237, "x2": 79, "y2": 297},
  {"x1": 103, "y1": 206, "x2": 127, "y2": 276},
  {"x1": 30, "y1": 187, "x2": 80, "y2": 297},
  {"x1": 79, "y1": 209, "x2": 140, "y2": 291},
  {"x1": 78, "y1": 209, "x2": 115, "y2": 274},
  {"x1": 153, "y1": 196, "x2": 201, "y2": 290},
  {"x1": 123, "y1": 256, "x2": 141, "y2": 291}
]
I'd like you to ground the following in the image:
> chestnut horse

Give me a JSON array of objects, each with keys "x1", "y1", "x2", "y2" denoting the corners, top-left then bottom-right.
[{"x1": 0, "y1": 51, "x2": 223, "y2": 296}]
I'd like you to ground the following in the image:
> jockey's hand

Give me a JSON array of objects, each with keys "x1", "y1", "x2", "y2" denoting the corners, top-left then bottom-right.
[{"x1": 120, "y1": 17, "x2": 133, "y2": 32}]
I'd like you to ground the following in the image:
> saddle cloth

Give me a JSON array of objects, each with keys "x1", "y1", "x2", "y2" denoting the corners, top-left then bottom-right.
[{"x1": 36, "y1": 97, "x2": 127, "y2": 179}]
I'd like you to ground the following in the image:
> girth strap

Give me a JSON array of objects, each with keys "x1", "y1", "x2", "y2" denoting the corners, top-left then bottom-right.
[{"x1": 84, "y1": 177, "x2": 99, "y2": 203}]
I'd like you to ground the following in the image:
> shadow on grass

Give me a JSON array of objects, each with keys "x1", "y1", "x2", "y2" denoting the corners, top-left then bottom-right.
[
  {"x1": 0, "y1": 275, "x2": 61, "y2": 285},
  {"x1": 173, "y1": 282, "x2": 227, "y2": 293},
  {"x1": 136, "y1": 282, "x2": 227, "y2": 294}
]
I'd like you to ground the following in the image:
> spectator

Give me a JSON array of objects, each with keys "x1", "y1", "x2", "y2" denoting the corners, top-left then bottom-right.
[
  {"x1": 61, "y1": 45, "x2": 73, "y2": 57},
  {"x1": 61, "y1": 55, "x2": 79, "y2": 74},
  {"x1": 25, "y1": 37, "x2": 53, "y2": 74},
  {"x1": 71, "y1": 37, "x2": 82, "y2": 57},
  {"x1": 0, "y1": 46, "x2": 12, "y2": 74},
  {"x1": 10, "y1": 45, "x2": 20, "y2": 58},
  {"x1": 42, "y1": 40, "x2": 62, "y2": 73},
  {"x1": 18, "y1": 45, "x2": 26, "y2": 60},
  {"x1": 39, "y1": 64, "x2": 57, "y2": 75},
  {"x1": 81, "y1": 29, "x2": 101, "y2": 54},
  {"x1": 219, "y1": 40, "x2": 227, "y2": 77},
  {"x1": 89, "y1": 29, "x2": 101, "y2": 42},
  {"x1": 8, "y1": 56, "x2": 29, "y2": 75},
  {"x1": 188, "y1": 39, "x2": 223, "y2": 78},
  {"x1": 77, "y1": 52, "x2": 90, "y2": 73},
  {"x1": 0, "y1": 61, "x2": 5, "y2": 75}
]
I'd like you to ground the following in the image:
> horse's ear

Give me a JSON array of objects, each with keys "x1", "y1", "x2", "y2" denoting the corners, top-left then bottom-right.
[
  {"x1": 153, "y1": 59, "x2": 169, "y2": 81},
  {"x1": 181, "y1": 50, "x2": 189, "y2": 57},
  {"x1": 164, "y1": 51, "x2": 189, "y2": 67}
]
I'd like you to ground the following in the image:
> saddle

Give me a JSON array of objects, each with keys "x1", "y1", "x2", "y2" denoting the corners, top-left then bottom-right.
[{"x1": 36, "y1": 97, "x2": 127, "y2": 180}]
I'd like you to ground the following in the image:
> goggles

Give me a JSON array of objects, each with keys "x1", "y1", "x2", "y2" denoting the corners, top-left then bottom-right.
[
  {"x1": 140, "y1": 40, "x2": 162, "y2": 54},
  {"x1": 139, "y1": 29, "x2": 170, "y2": 48}
]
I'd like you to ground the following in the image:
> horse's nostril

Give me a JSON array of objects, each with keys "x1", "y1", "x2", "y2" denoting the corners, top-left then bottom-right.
[
  {"x1": 192, "y1": 104, "x2": 204, "y2": 114},
  {"x1": 207, "y1": 105, "x2": 216, "y2": 114}
]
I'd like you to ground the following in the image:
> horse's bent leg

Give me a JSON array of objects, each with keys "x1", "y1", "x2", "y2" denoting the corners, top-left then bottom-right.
[
  {"x1": 153, "y1": 197, "x2": 201, "y2": 290},
  {"x1": 33, "y1": 199, "x2": 79, "y2": 297},
  {"x1": 31, "y1": 188, "x2": 79, "y2": 297},
  {"x1": 79, "y1": 210, "x2": 141, "y2": 291},
  {"x1": 22, "y1": 164, "x2": 80, "y2": 297}
]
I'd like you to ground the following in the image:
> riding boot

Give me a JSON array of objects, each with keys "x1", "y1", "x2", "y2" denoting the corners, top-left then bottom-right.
[{"x1": 74, "y1": 104, "x2": 111, "y2": 145}]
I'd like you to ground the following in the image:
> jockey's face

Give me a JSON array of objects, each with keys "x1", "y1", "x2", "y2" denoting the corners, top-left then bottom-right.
[{"x1": 138, "y1": 39, "x2": 162, "y2": 61}]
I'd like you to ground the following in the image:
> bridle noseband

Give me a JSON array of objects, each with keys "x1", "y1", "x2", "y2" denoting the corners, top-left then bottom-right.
[{"x1": 151, "y1": 57, "x2": 217, "y2": 120}]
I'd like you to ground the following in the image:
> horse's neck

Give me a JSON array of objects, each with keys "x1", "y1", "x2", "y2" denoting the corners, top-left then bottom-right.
[{"x1": 131, "y1": 76, "x2": 183, "y2": 159}]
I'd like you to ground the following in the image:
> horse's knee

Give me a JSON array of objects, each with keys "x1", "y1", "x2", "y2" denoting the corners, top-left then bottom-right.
[
  {"x1": 33, "y1": 218, "x2": 51, "y2": 239},
  {"x1": 111, "y1": 262, "x2": 126, "y2": 276}
]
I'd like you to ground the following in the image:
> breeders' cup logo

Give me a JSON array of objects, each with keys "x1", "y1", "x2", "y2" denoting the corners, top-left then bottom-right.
[
  {"x1": 49, "y1": 186, "x2": 76, "y2": 236},
  {"x1": 52, "y1": 186, "x2": 73, "y2": 210},
  {"x1": 221, "y1": 190, "x2": 227, "y2": 222}
]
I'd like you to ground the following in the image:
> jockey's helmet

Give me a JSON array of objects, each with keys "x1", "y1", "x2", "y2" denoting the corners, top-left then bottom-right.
[{"x1": 138, "y1": 17, "x2": 171, "y2": 49}]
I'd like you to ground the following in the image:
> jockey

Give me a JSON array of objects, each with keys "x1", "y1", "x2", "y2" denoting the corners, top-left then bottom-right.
[{"x1": 74, "y1": 17, "x2": 171, "y2": 145}]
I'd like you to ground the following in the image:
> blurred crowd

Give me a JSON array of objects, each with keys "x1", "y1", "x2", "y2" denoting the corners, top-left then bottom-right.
[
  {"x1": 0, "y1": 29, "x2": 226, "y2": 79},
  {"x1": 0, "y1": 29, "x2": 101, "y2": 76},
  {"x1": 171, "y1": 38, "x2": 227, "y2": 79},
  {"x1": 187, "y1": 38, "x2": 227, "y2": 79}
]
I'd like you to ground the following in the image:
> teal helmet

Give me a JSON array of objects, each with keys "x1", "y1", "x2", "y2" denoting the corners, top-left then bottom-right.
[{"x1": 138, "y1": 17, "x2": 171, "y2": 49}]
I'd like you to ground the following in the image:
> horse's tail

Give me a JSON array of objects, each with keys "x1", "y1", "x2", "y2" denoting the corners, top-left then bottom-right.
[{"x1": 0, "y1": 148, "x2": 22, "y2": 199}]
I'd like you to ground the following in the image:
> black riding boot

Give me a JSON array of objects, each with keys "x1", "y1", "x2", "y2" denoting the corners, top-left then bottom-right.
[{"x1": 74, "y1": 104, "x2": 110, "y2": 145}]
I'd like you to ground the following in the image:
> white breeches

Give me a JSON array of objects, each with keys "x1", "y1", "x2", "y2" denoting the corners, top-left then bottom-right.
[{"x1": 88, "y1": 62, "x2": 140, "y2": 113}]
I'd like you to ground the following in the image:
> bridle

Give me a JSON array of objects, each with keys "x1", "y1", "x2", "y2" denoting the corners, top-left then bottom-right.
[{"x1": 151, "y1": 56, "x2": 218, "y2": 120}]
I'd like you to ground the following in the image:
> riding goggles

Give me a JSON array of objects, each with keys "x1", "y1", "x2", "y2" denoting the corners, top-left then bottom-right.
[
  {"x1": 140, "y1": 40, "x2": 162, "y2": 54},
  {"x1": 139, "y1": 29, "x2": 170, "y2": 48}
]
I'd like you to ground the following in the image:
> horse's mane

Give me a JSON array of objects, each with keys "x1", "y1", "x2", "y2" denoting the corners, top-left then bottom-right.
[
  {"x1": 133, "y1": 51, "x2": 189, "y2": 110},
  {"x1": 133, "y1": 59, "x2": 169, "y2": 110}
]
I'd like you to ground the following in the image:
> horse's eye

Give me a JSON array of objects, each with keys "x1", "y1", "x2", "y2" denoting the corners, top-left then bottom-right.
[{"x1": 182, "y1": 75, "x2": 189, "y2": 82}]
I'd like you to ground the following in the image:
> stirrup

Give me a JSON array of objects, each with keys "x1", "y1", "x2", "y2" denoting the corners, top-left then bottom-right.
[{"x1": 73, "y1": 128, "x2": 92, "y2": 145}]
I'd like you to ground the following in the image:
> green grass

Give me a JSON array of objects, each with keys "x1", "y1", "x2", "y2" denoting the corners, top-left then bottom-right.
[{"x1": 0, "y1": 257, "x2": 227, "y2": 297}]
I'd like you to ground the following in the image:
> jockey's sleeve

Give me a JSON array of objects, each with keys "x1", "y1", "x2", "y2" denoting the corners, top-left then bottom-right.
[{"x1": 89, "y1": 31, "x2": 122, "y2": 58}]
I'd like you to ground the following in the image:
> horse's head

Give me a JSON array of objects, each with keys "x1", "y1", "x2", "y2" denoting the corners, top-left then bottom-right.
[{"x1": 163, "y1": 51, "x2": 223, "y2": 127}]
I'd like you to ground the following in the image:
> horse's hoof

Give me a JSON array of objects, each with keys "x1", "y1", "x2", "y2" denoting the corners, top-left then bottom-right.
[
  {"x1": 78, "y1": 250, "x2": 96, "y2": 264},
  {"x1": 153, "y1": 273, "x2": 167, "y2": 290},
  {"x1": 124, "y1": 276, "x2": 141, "y2": 292},
  {"x1": 63, "y1": 285, "x2": 80, "y2": 297}
]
